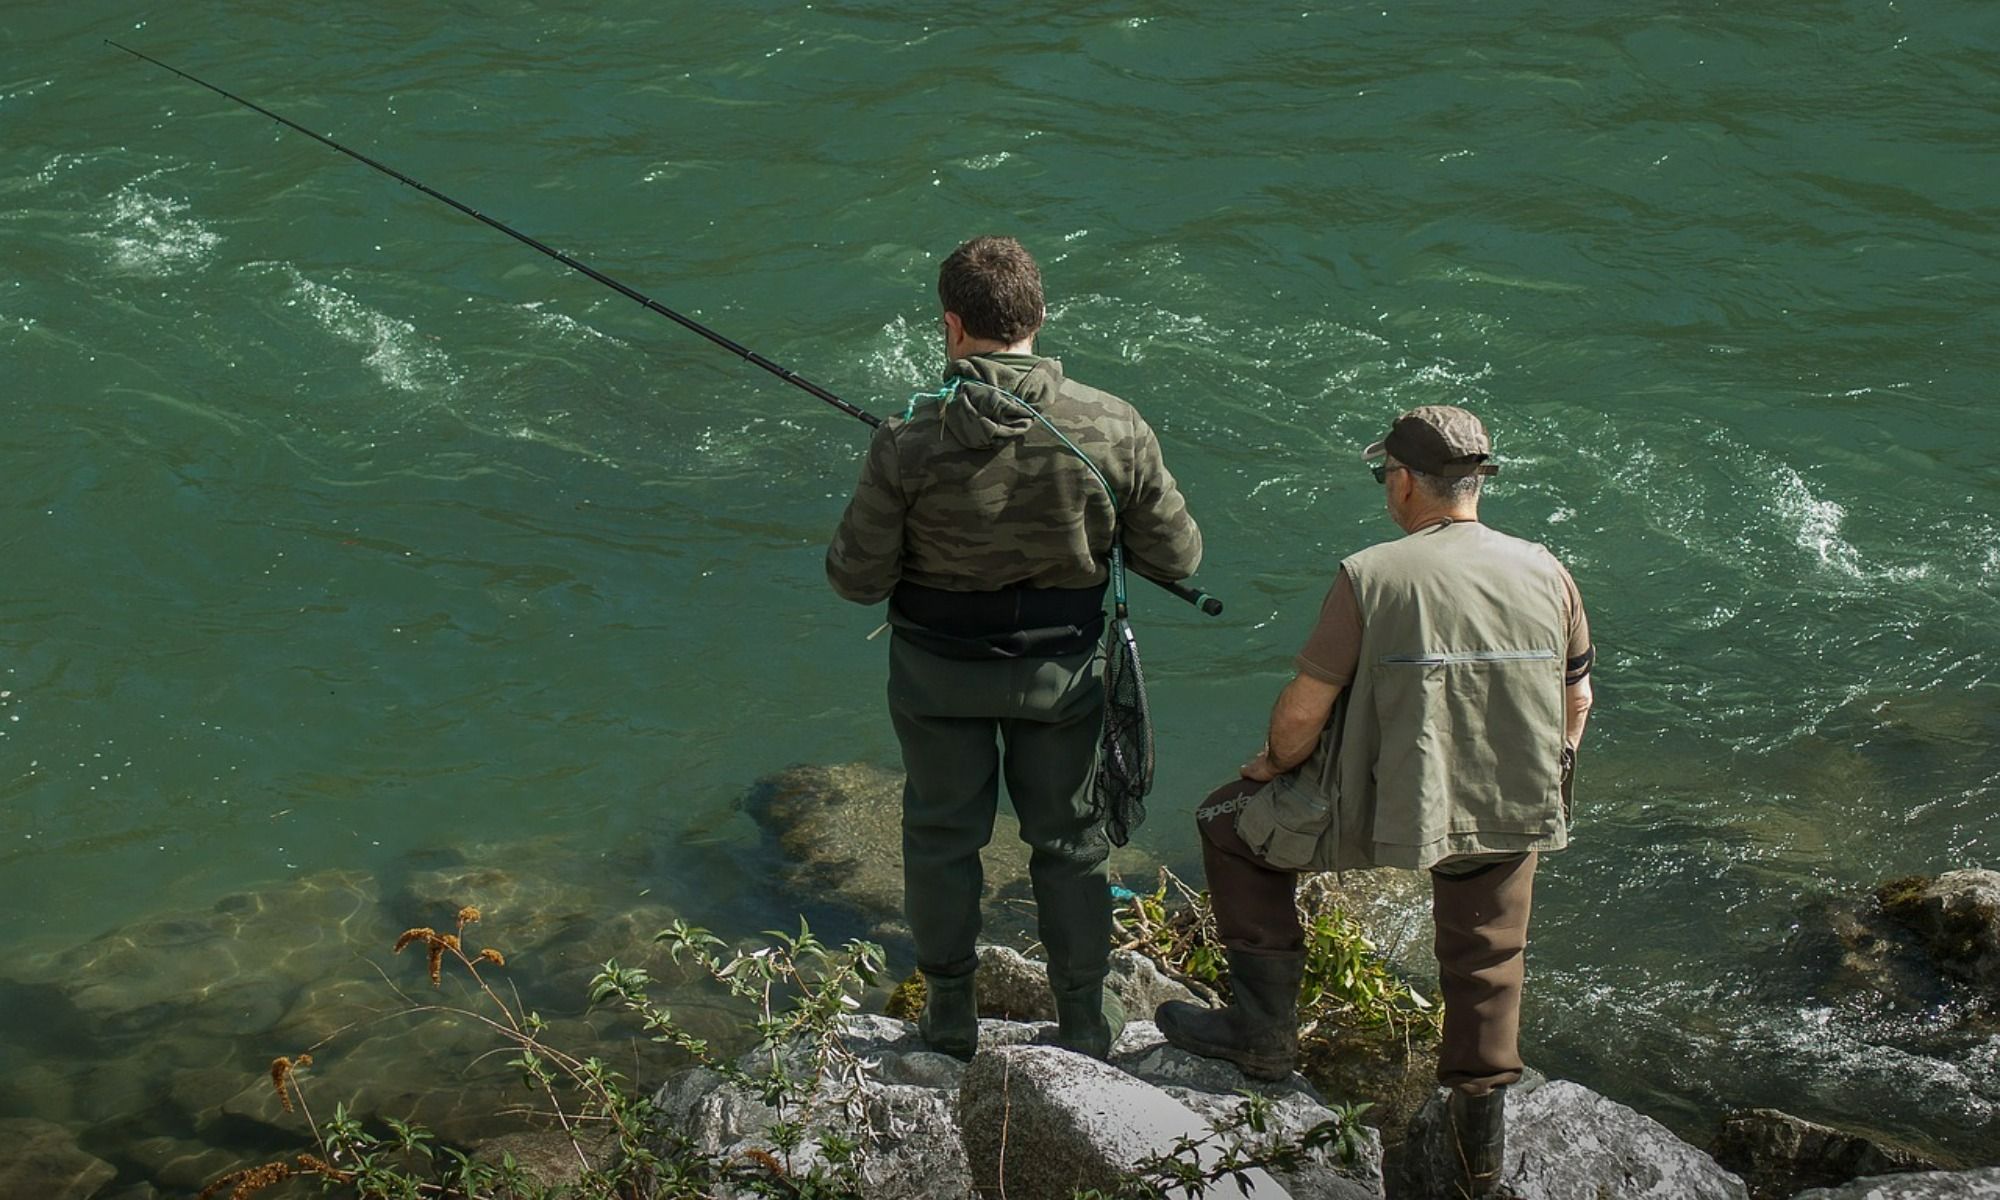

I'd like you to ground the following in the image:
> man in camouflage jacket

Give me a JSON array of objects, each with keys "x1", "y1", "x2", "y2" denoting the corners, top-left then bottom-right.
[{"x1": 827, "y1": 235, "x2": 1202, "y2": 1059}]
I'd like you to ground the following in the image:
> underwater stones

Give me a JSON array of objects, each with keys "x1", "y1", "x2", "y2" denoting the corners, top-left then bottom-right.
[
  {"x1": 741, "y1": 762, "x2": 1149, "y2": 940},
  {"x1": 124, "y1": 1133, "x2": 244, "y2": 1192},
  {"x1": 471, "y1": 1128, "x2": 616, "y2": 1192},
  {"x1": 1712, "y1": 1108, "x2": 1942, "y2": 1200},
  {"x1": 1877, "y1": 871, "x2": 2000, "y2": 995},
  {"x1": 0, "y1": 1117, "x2": 118, "y2": 1200},
  {"x1": 1400, "y1": 1080, "x2": 1747, "y2": 1200},
  {"x1": 8, "y1": 869, "x2": 382, "y2": 1043}
]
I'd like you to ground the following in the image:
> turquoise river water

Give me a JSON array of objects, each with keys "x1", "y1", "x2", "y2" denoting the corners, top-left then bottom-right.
[{"x1": 2, "y1": 0, "x2": 1997, "y2": 1188}]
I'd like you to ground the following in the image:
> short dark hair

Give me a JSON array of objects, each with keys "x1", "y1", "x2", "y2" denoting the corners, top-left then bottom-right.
[{"x1": 937, "y1": 236, "x2": 1044, "y2": 343}]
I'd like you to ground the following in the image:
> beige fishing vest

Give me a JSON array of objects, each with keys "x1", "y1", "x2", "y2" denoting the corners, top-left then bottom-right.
[{"x1": 1236, "y1": 521, "x2": 1572, "y2": 872}]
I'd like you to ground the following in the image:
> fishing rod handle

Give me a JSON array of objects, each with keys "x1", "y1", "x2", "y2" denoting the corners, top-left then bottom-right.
[{"x1": 1146, "y1": 575, "x2": 1224, "y2": 616}]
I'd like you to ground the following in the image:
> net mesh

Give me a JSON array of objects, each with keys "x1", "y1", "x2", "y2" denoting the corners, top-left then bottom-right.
[{"x1": 1095, "y1": 609, "x2": 1154, "y2": 848}]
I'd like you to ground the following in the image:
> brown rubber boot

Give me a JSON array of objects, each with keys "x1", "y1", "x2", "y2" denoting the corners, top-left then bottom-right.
[{"x1": 1153, "y1": 948, "x2": 1303, "y2": 1081}]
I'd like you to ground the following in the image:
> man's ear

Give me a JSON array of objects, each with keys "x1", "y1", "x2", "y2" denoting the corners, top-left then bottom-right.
[{"x1": 942, "y1": 310, "x2": 965, "y2": 344}]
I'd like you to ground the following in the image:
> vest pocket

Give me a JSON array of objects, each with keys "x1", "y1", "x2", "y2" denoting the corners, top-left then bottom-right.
[{"x1": 1370, "y1": 650, "x2": 1565, "y2": 849}]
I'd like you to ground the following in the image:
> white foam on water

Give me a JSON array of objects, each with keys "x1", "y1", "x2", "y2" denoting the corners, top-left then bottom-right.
[
  {"x1": 1409, "y1": 359, "x2": 1492, "y2": 387},
  {"x1": 861, "y1": 313, "x2": 941, "y2": 396},
  {"x1": 1769, "y1": 464, "x2": 1930, "y2": 584},
  {"x1": 281, "y1": 270, "x2": 461, "y2": 396},
  {"x1": 102, "y1": 180, "x2": 221, "y2": 275},
  {"x1": 516, "y1": 301, "x2": 625, "y2": 346}
]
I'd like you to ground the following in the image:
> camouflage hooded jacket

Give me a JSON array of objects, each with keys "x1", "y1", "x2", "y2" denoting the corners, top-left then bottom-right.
[{"x1": 826, "y1": 353, "x2": 1202, "y2": 603}]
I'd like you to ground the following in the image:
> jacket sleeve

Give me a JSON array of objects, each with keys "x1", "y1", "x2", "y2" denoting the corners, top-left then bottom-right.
[
  {"x1": 825, "y1": 422, "x2": 907, "y2": 604},
  {"x1": 1118, "y1": 420, "x2": 1203, "y2": 582}
]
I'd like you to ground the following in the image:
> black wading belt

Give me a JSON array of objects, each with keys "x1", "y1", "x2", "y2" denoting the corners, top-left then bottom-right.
[{"x1": 888, "y1": 579, "x2": 1107, "y2": 661}]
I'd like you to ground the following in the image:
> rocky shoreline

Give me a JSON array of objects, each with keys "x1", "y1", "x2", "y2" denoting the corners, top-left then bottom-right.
[{"x1": 1, "y1": 763, "x2": 1995, "y2": 1198}]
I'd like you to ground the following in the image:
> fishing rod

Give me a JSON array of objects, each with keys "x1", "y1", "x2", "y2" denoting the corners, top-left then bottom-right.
[{"x1": 108, "y1": 40, "x2": 1224, "y2": 617}]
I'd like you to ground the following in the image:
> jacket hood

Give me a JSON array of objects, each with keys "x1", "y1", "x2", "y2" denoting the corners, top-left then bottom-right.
[{"x1": 936, "y1": 354, "x2": 1065, "y2": 450}]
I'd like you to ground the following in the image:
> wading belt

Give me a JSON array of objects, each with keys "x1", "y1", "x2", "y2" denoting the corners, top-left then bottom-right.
[{"x1": 888, "y1": 580, "x2": 1108, "y2": 660}]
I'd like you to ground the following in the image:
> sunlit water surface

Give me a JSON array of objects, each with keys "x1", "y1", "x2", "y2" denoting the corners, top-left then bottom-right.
[{"x1": 2, "y1": 0, "x2": 1996, "y2": 1185}]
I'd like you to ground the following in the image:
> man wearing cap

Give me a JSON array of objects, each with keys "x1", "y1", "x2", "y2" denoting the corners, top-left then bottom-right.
[{"x1": 1156, "y1": 405, "x2": 1593, "y2": 1198}]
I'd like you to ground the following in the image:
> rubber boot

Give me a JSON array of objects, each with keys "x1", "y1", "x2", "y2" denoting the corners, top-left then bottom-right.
[
  {"x1": 1154, "y1": 949, "x2": 1303, "y2": 1081},
  {"x1": 1050, "y1": 980, "x2": 1125, "y2": 1060},
  {"x1": 917, "y1": 968, "x2": 979, "y2": 1061},
  {"x1": 1446, "y1": 1086, "x2": 1507, "y2": 1198}
]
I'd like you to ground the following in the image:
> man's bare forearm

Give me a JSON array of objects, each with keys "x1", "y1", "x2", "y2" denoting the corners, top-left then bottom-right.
[{"x1": 1565, "y1": 677, "x2": 1593, "y2": 749}]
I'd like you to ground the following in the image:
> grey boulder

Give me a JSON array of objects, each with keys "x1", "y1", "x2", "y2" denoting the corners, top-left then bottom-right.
[
  {"x1": 973, "y1": 943, "x2": 1201, "y2": 1022},
  {"x1": 1400, "y1": 1079, "x2": 1748, "y2": 1200},
  {"x1": 958, "y1": 1044, "x2": 1289, "y2": 1198}
]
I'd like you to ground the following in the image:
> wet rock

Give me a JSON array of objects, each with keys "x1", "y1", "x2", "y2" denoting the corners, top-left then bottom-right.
[
  {"x1": 125, "y1": 1134, "x2": 247, "y2": 1192},
  {"x1": 959, "y1": 1044, "x2": 1291, "y2": 1198},
  {"x1": 1787, "y1": 893, "x2": 1946, "y2": 1009},
  {"x1": 972, "y1": 944, "x2": 1200, "y2": 1022},
  {"x1": 215, "y1": 1009, "x2": 528, "y2": 1145},
  {"x1": 6, "y1": 870, "x2": 382, "y2": 1044},
  {"x1": 1712, "y1": 1108, "x2": 1942, "y2": 1200},
  {"x1": 1878, "y1": 871, "x2": 2000, "y2": 994},
  {"x1": 740, "y1": 763, "x2": 1148, "y2": 942},
  {"x1": 0, "y1": 1118, "x2": 118, "y2": 1200},
  {"x1": 1400, "y1": 1080, "x2": 1747, "y2": 1199},
  {"x1": 471, "y1": 1128, "x2": 616, "y2": 1191},
  {"x1": 1791, "y1": 1169, "x2": 2000, "y2": 1198}
]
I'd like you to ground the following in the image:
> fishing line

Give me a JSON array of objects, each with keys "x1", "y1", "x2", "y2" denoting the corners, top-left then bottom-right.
[{"x1": 108, "y1": 40, "x2": 1222, "y2": 616}]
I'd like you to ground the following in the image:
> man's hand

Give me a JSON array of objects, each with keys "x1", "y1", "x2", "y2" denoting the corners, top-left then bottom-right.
[{"x1": 1240, "y1": 747, "x2": 1280, "y2": 782}]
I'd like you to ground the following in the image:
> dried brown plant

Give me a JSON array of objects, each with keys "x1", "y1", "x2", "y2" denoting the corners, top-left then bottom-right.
[
  {"x1": 195, "y1": 1160, "x2": 295, "y2": 1200},
  {"x1": 457, "y1": 904, "x2": 481, "y2": 930},
  {"x1": 268, "y1": 1053, "x2": 312, "y2": 1113},
  {"x1": 476, "y1": 947, "x2": 506, "y2": 967},
  {"x1": 294, "y1": 1153, "x2": 352, "y2": 1184},
  {"x1": 392, "y1": 926, "x2": 438, "y2": 954}
]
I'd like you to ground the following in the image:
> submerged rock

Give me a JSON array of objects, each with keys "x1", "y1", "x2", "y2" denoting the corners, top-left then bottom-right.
[
  {"x1": 740, "y1": 762, "x2": 1151, "y2": 942},
  {"x1": 0, "y1": 1118, "x2": 118, "y2": 1200},
  {"x1": 1712, "y1": 1108, "x2": 1942, "y2": 1200},
  {"x1": 1792, "y1": 1169, "x2": 2000, "y2": 1199},
  {"x1": 1877, "y1": 871, "x2": 2000, "y2": 995},
  {"x1": 5, "y1": 870, "x2": 383, "y2": 1045},
  {"x1": 1399, "y1": 1079, "x2": 1747, "y2": 1200}
]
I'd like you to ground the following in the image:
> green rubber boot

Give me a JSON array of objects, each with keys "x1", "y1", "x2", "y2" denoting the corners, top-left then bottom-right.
[
  {"x1": 1154, "y1": 948, "x2": 1303, "y2": 1081},
  {"x1": 1051, "y1": 980, "x2": 1126, "y2": 1060},
  {"x1": 917, "y1": 967, "x2": 979, "y2": 1061}
]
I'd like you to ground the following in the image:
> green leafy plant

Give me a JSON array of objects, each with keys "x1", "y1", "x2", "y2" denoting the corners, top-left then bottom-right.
[{"x1": 198, "y1": 908, "x2": 883, "y2": 1200}]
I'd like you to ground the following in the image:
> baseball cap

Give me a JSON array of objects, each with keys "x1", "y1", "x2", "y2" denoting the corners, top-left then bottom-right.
[{"x1": 1362, "y1": 405, "x2": 1500, "y2": 477}]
